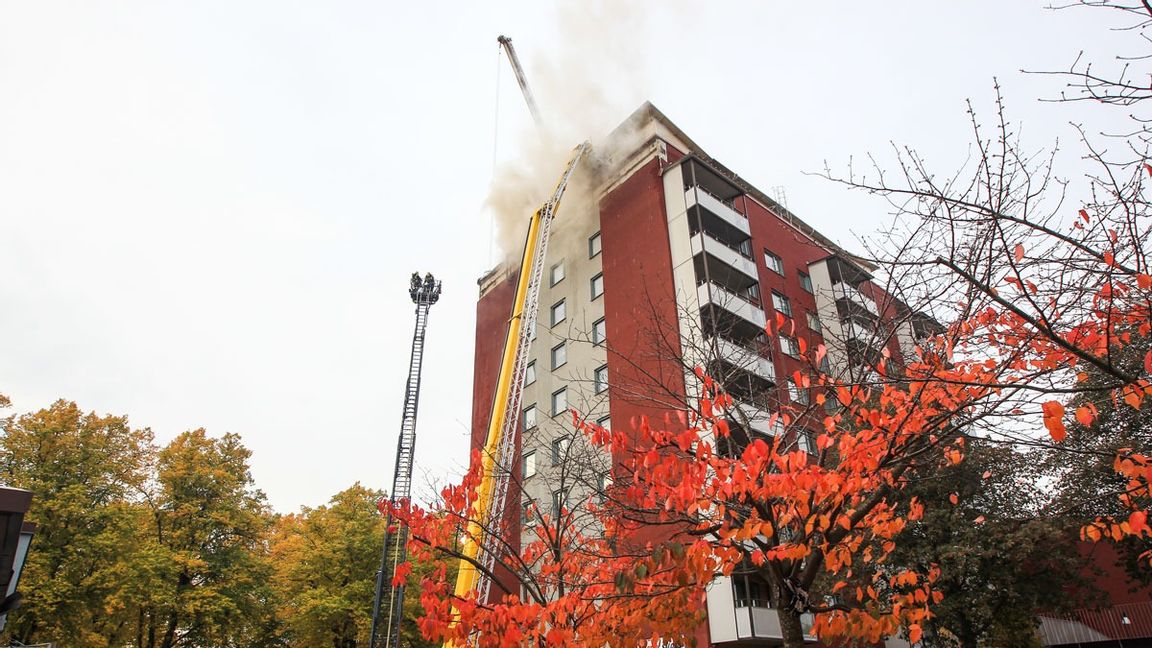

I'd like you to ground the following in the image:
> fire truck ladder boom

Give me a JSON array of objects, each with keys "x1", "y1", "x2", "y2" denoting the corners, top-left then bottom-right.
[
  {"x1": 447, "y1": 142, "x2": 590, "y2": 645},
  {"x1": 370, "y1": 273, "x2": 442, "y2": 648}
]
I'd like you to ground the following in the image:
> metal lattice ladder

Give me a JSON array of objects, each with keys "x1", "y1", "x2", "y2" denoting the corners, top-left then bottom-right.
[{"x1": 370, "y1": 273, "x2": 441, "y2": 648}]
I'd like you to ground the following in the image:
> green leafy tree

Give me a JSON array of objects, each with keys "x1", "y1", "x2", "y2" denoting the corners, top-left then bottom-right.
[
  {"x1": 1049, "y1": 333, "x2": 1152, "y2": 582},
  {"x1": 889, "y1": 442, "x2": 1091, "y2": 648},
  {"x1": 135, "y1": 429, "x2": 276, "y2": 648},
  {"x1": 0, "y1": 400, "x2": 154, "y2": 647},
  {"x1": 269, "y1": 482, "x2": 434, "y2": 648}
]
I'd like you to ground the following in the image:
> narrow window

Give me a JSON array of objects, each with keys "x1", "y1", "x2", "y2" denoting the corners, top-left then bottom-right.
[
  {"x1": 523, "y1": 405, "x2": 538, "y2": 430},
  {"x1": 525, "y1": 360, "x2": 536, "y2": 386},
  {"x1": 551, "y1": 436, "x2": 571, "y2": 465},
  {"x1": 550, "y1": 299, "x2": 566, "y2": 327},
  {"x1": 552, "y1": 488, "x2": 569, "y2": 517},
  {"x1": 523, "y1": 500, "x2": 536, "y2": 527},
  {"x1": 592, "y1": 318, "x2": 606, "y2": 346},
  {"x1": 772, "y1": 292, "x2": 793, "y2": 318},
  {"x1": 779, "y1": 335, "x2": 800, "y2": 358},
  {"x1": 550, "y1": 261, "x2": 565, "y2": 286},
  {"x1": 806, "y1": 312, "x2": 822, "y2": 335},
  {"x1": 799, "y1": 272, "x2": 813, "y2": 293},
  {"x1": 596, "y1": 414, "x2": 611, "y2": 430},
  {"x1": 591, "y1": 273, "x2": 604, "y2": 299},
  {"x1": 523, "y1": 451, "x2": 537, "y2": 478},
  {"x1": 764, "y1": 249, "x2": 784, "y2": 275},
  {"x1": 594, "y1": 365, "x2": 608, "y2": 394},
  {"x1": 797, "y1": 430, "x2": 816, "y2": 454},
  {"x1": 551, "y1": 387, "x2": 568, "y2": 417},
  {"x1": 589, "y1": 232, "x2": 602, "y2": 258},
  {"x1": 788, "y1": 379, "x2": 810, "y2": 406},
  {"x1": 551, "y1": 343, "x2": 567, "y2": 370}
]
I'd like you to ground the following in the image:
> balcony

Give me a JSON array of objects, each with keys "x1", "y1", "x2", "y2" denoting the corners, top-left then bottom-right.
[
  {"x1": 706, "y1": 575, "x2": 817, "y2": 645},
  {"x1": 734, "y1": 604, "x2": 816, "y2": 644},
  {"x1": 832, "y1": 281, "x2": 878, "y2": 316},
  {"x1": 698, "y1": 282, "x2": 767, "y2": 330},
  {"x1": 716, "y1": 337, "x2": 776, "y2": 384},
  {"x1": 685, "y1": 187, "x2": 750, "y2": 236},
  {"x1": 692, "y1": 232, "x2": 758, "y2": 282},
  {"x1": 723, "y1": 401, "x2": 781, "y2": 438},
  {"x1": 842, "y1": 320, "x2": 884, "y2": 350}
]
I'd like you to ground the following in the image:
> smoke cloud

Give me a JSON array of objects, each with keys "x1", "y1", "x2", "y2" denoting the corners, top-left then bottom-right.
[{"x1": 486, "y1": 1, "x2": 663, "y2": 262}]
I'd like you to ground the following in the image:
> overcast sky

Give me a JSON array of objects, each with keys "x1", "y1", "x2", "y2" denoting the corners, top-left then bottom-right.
[{"x1": 0, "y1": 2, "x2": 1132, "y2": 512}]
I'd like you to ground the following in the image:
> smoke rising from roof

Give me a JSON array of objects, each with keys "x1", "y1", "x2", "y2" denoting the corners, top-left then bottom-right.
[{"x1": 485, "y1": 1, "x2": 664, "y2": 263}]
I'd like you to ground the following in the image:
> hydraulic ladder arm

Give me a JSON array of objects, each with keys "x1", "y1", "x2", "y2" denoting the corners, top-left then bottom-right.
[{"x1": 447, "y1": 141, "x2": 590, "y2": 645}]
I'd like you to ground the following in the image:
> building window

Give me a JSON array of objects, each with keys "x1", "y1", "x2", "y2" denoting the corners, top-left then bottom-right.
[
  {"x1": 779, "y1": 335, "x2": 800, "y2": 358},
  {"x1": 799, "y1": 272, "x2": 813, "y2": 293},
  {"x1": 552, "y1": 488, "x2": 569, "y2": 517},
  {"x1": 594, "y1": 365, "x2": 608, "y2": 394},
  {"x1": 589, "y1": 232, "x2": 602, "y2": 258},
  {"x1": 523, "y1": 405, "x2": 538, "y2": 430},
  {"x1": 551, "y1": 387, "x2": 568, "y2": 417},
  {"x1": 551, "y1": 343, "x2": 567, "y2": 370},
  {"x1": 523, "y1": 500, "x2": 536, "y2": 527},
  {"x1": 764, "y1": 249, "x2": 784, "y2": 275},
  {"x1": 597, "y1": 414, "x2": 611, "y2": 430},
  {"x1": 552, "y1": 436, "x2": 570, "y2": 465},
  {"x1": 797, "y1": 429, "x2": 816, "y2": 454},
  {"x1": 598, "y1": 474, "x2": 613, "y2": 503},
  {"x1": 550, "y1": 299, "x2": 566, "y2": 327},
  {"x1": 526, "y1": 360, "x2": 536, "y2": 386},
  {"x1": 550, "y1": 261, "x2": 565, "y2": 286},
  {"x1": 788, "y1": 379, "x2": 810, "y2": 406},
  {"x1": 592, "y1": 318, "x2": 606, "y2": 346},
  {"x1": 523, "y1": 451, "x2": 537, "y2": 478},
  {"x1": 591, "y1": 273, "x2": 604, "y2": 299},
  {"x1": 772, "y1": 292, "x2": 793, "y2": 318},
  {"x1": 806, "y1": 312, "x2": 822, "y2": 335}
]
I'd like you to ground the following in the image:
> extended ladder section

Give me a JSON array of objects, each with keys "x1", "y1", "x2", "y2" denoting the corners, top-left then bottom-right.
[
  {"x1": 447, "y1": 143, "x2": 591, "y2": 642},
  {"x1": 371, "y1": 273, "x2": 442, "y2": 648}
]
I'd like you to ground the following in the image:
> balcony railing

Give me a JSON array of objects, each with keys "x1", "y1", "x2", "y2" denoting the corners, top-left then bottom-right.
[
  {"x1": 698, "y1": 280, "x2": 767, "y2": 329},
  {"x1": 715, "y1": 337, "x2": 776, "y2": 383},
  {"x1": 691, "y1": 232, "x2": 758, "y2": 281},
  {"x1": 728, "y1": 401, "x2": 782, "y2": 437},
  {"x1": 832, "y1": 281, "x2": 878, "y2": 316},
  {"x1": 707, "y1": 577, "x2": 817, "y2": 644},
  {"x1": 843, "y1": 321, "x2": 884, "y2": 350},
  {"x1": 685, "y1": 186, "x2": 750, "y2": 235}
]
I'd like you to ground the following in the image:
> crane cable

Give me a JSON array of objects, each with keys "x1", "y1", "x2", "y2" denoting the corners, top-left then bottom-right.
[{"x1": 488, "y1": 42, "x2": 502, "y2": 266}]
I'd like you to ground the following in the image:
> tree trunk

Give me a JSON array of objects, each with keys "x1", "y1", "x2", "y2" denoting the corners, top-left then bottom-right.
[
  {"x1": 159, "y1": 611, "x2": 178, "y2": 648},
  {"x1": 776, "y1": 607, "x2": 807, "y2": 648}
]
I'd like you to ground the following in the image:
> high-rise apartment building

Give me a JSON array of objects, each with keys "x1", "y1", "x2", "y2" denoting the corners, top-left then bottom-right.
[{"x1": 470, "y1": 103, "x2": 928, "y2": 645}]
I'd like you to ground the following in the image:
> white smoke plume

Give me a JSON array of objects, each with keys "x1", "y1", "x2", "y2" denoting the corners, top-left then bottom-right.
[{"x1": 486, "y1": 0, "x2": 665, "y2": 262}]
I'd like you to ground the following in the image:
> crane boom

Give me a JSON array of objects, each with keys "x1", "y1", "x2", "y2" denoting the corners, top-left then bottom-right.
[
  {"x1": 497, "y1": 35, "x2": 542, "y2": 128},
  {"x1": 447, "y1": 142, "x2": 590, "y2": 644}
]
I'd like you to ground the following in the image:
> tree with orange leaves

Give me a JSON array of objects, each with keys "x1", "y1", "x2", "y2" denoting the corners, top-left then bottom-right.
[
  {"x1": 382, "y1": 442, "x2": 720, "y2": 647},
  {"x1": 391, "y1": 5, "x2": 1152, "y2": 646}
]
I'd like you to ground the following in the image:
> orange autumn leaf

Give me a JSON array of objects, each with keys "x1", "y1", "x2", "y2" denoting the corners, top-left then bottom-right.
[
  {"x1": 1042, "y1": 401, "x2": 1067, "y2": 442},
  {"x1": 1013, "y1": 243, "x2": 1024, "y2": 263},
  {"x1": 1075, "y1": 405, "x2": 1096, "y2": 427}
]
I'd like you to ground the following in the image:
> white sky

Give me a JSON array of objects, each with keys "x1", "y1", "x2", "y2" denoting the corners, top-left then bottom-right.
[{"x1": 0, "y1": 2, "x2": 1131, "y2": 512}]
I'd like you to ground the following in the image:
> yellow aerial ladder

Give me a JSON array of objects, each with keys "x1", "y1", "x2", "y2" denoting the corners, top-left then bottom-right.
[{"x1": 446, "y1": 36, "x2": 589, "y2": 644}]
